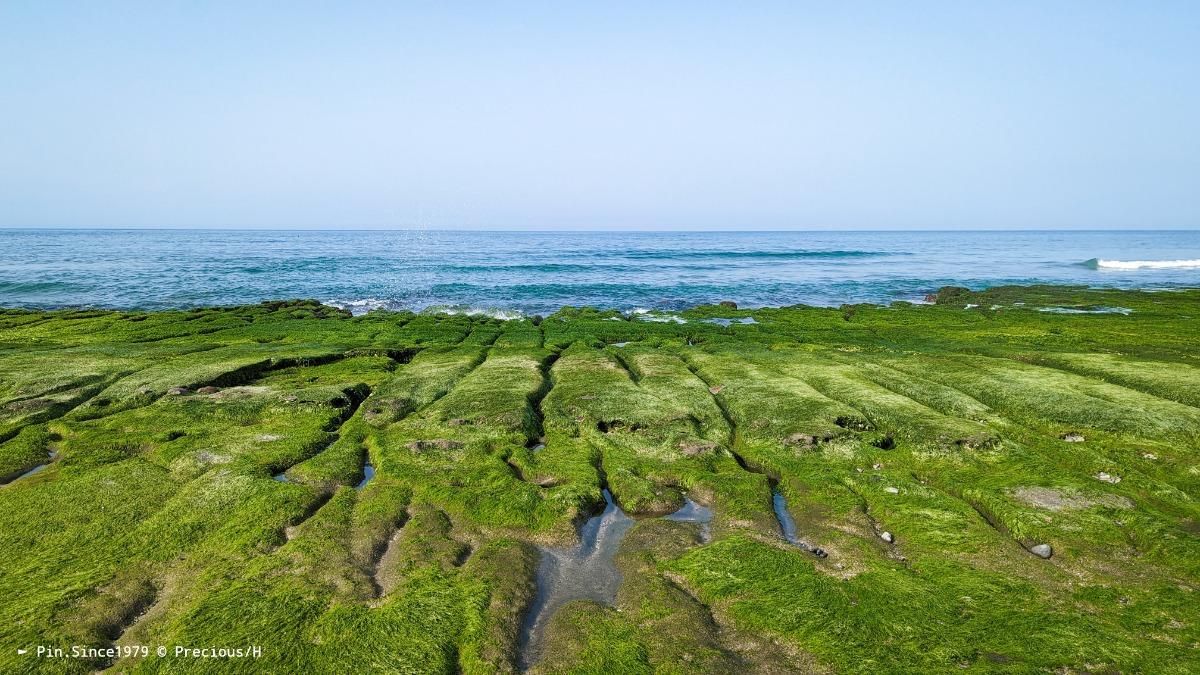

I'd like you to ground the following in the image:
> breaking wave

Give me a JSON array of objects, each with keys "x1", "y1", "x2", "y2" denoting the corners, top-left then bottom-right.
[
  {"x1": 1081, "y1": 258, "x2": 1200, "y2": 270},
  {"x1": 327, "y1": 298, "x2": 525, "y2": 319}
]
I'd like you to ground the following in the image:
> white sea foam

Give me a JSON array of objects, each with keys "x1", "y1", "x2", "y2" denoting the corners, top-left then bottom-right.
[
  {"x1": 630, "y1": 312, "x2": 686, "y2": 324},
  {"x1": 1090, "y1": 258, "x2": 1200, "y2": 270},
  {"x1": 330, "y1": 299, "x2": 526, "y2": 319},
  {"x1": 424, "y1": 305, "x2": 525, "y2": 320},
  {"x1": 639, "y1": 314, "x2": 687, "y2": 324},
  {"x1": 1038, "y1": 306, "x2": 1132, "y2": 315},
  {"x1": 327, "y1": 298, "x2": 397, "y2": 315},
  {"x1": 703, "y1": 317, "x2": 758, "y2": 326},
  {"x1": 626, "y1": 308, "x2": 688, "y2": 323}
]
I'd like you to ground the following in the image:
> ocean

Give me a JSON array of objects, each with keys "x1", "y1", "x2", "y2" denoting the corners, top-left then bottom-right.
[{"x1": 1, "y1": 229, "x2": 1197, "y2": 316}]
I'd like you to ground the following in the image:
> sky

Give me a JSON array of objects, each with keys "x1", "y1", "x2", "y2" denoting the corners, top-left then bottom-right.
[{"x1": 0, "y1": 2, "x2": 1197, "y2": 231}]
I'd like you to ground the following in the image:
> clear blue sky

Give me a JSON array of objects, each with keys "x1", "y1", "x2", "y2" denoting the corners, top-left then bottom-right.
[{"x1": 1, "y1": 2, "x2": 1197, "y2": 230}]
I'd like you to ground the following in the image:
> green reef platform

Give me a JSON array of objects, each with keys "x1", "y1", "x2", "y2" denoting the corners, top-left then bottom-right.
[{"x1": 1, "y1": 285, "x2": 1198, "y2": 673}]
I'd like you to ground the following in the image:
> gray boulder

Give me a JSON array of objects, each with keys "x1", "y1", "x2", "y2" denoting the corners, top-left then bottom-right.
[{"x1": 1029, "y1": 543, "x2": 1053, "y2": 559}]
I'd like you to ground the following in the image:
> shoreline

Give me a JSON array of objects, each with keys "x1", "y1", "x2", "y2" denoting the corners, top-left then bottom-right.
[{"x1": 2, "y1": 283, "x2": 1197, "y2": 319}]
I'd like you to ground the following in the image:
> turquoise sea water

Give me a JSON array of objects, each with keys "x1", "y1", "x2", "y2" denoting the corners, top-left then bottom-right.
[{"x1": 0, "y1": 229, "x2": 1197, "y2": 315}]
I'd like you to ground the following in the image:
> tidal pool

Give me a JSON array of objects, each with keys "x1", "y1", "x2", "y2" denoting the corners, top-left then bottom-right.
[
  {"x1": 1, "y1": 452, "x2": 57, "y2": 487},
  {"x1": 664, "y1": 496, "x2": 714, "y2": 542},
  {"x1": 773, "y1": 488, "x2": 826, "y2": 557},
  {"x1": 518, "y1": 489, "x2": 634, "y2": 670},
  {"x1": 356, "y1": 463, "x2": 375, "y2": 489}
]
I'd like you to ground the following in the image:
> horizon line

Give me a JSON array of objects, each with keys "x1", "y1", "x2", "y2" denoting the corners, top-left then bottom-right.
[{"x1": 1, "y1": 226, "x2": 1198, "y2": 234}]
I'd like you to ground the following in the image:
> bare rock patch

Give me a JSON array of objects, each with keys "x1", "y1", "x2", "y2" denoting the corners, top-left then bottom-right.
[{"x1": 1011, "y1": 486, "x2": 1132, "y2": 511}]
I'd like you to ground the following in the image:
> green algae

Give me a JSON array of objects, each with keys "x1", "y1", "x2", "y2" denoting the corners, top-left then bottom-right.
[{"x1": 0, "y1": 287, "x2": 1197, "y2": 673}]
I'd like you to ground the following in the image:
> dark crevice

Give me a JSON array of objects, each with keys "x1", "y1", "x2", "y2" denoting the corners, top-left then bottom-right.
[
  {"x1": 2, "y1": 373, "x2": 108, "y2": 407},
  {"x1": 281, "y1": 490, "x2": 336, "y2": 543},
  {"x1": 197, "y1": 352, "x2": 350, "y2": 390},
  {"x1": 1, "y1": 376, "x2": 123, "y2": 441},
  {"x1": 272, "y1": 385, "x2": 371, "y2": 480},
  {"x1": 526, "y1": 351, "x2": 560, "y2": 445},
  {"x1": 835, "y1": 415, "x2": 874, "y2": 431},
  {"x1": 584, "y1": 450, "x2": 611, "y2": 520},
  {"x1": 345, "y1": 347, "x2": 422, "y2": 365},
  {"x1": 657, "y1": 574, "x2": 747, "y2": 665},
  {"x1": 452, "y1": 544, "x2": 474, "y2": 567},
  {"x1": 477, "y1": 330, "x2": 503, "y2": 347},
  {"x1": 847, "y1": 357, "x2": 994, "y2": 419},
  {"x1": 1005, "y1": 354, "x2": 1200, "y2": 412},
  {"x1": 785, "y1": 374, "x2": 881, "y2": 439},
  {"x1": 368, "y1": 511, "x2": 409, "y2": 599},
  {"x1": 609, "y1": 349, "x2": 641, "y2": 384},
  {"x1": 843, "y1": 481, "x2": 906, "y2": 564},
  {"x1": 127, "y1": 323, "x2": 236, "y2": 343},
  {"x1": 505, "y1": 451, "x2": 530, "y2": 484},
  {"x1": 84, "y1": 582, "x2": 162, "y2": 670},
  {"x1": 450, "y1": 644, "x2": 465, "y2": 675},
  {"x1": 73, "y1": 350, "x2": 350, "y2": 424},
  {"x1": 913, "y1": 470, "x2": 1042, "y2": 557},
  {"x1": 678, "y1": 354, "x2": 737, "y2": 448},
  {"x1": 596, "y1": 419, "x2": 642, "y2": 434},
  {"x1": 678, "y1": 356, "x2": 828, "y2": 554},
  {"x1": 386, "y1": 345, "x2": 492, "y2": 427},
  {"x1": 872, "y1": 435, "x2": 896, "y2": 450},
  {"x1": 105, "y1": 583, "x2": 160, "y2": 644},
  {"x1": 897, "y1": 368, "x2": 1180, "y2": 503},
  {"x1": 321, "y1": 385, "x2": 370, "y2": 432}
]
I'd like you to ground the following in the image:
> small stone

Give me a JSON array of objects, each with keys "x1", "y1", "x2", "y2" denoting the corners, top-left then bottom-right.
[
  {"x1": 1095, "y1": 471, "x2": 1122, "y2": 484},
  {"x1": 1142, "y1": 452, "x2": 1158, "y2": 460},
  {"x1": 811, "y1": 547, "x2": 828, "y2": 558},
  {"x1": 1061, "y1": 433, "x2": 1085, "y2": 443},
  {"x1": 708, "y1": 385, "x2": 724, "y2": 395},
  {"x1": 885, "y1": 487, "x2": 900, "y2": 494},
  {"x1": 196, "y1": 386, "x2": 219, "y2": 394},
  {"x1": 167, "y1": 386, "x2": 190, "y2": 396},
  {"x1": 719, "y1": 300, "x2": 738, "y2": 309},
  {"x1": 1029, "y1": 543, "x2": 1053, "y2": 559},
  {"x1": 879, "y1": 531, "x2": 895, "y2": 544},
  {"x1": 872, "y1": 463, "x2": 882, "y2": 470}
]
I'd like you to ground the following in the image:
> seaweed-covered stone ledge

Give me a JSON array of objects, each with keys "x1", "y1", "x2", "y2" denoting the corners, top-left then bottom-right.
[{"x1": 0, "y1": 286, "x2": 1197, "y2": 673}]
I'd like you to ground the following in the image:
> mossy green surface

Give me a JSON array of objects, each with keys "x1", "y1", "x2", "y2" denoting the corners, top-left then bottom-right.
[{"x1": 0, "y1": 288, "x2": 1197, "y2": 673}]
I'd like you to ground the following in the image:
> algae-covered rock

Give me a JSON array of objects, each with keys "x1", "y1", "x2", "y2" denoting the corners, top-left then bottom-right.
[{"x1": 1, "y1": 286, "x2": 1198, "y2": 675}]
